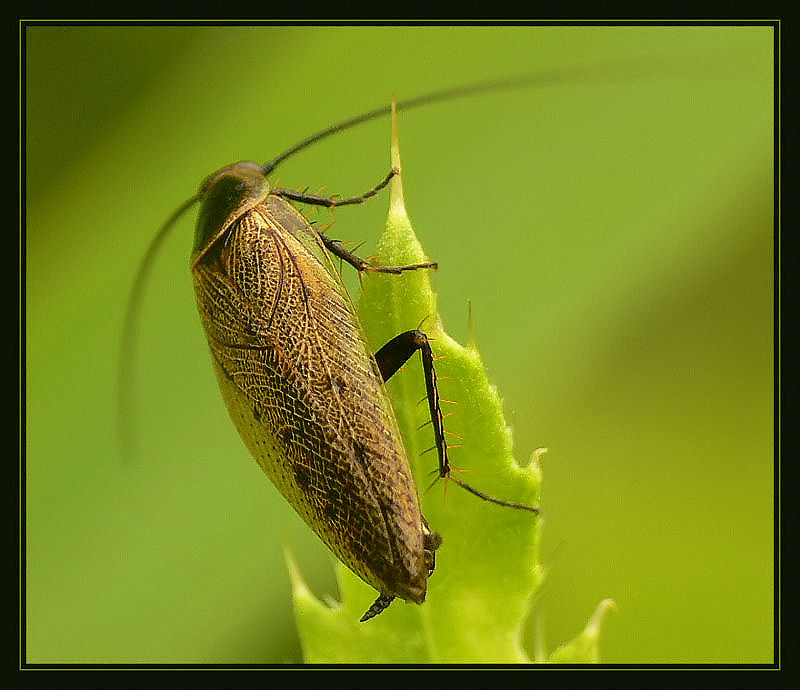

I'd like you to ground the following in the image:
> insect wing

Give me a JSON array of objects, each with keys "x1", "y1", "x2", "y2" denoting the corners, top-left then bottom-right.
[{"x1": 191, "y1": 195, "x2": 429, "y2": 602}]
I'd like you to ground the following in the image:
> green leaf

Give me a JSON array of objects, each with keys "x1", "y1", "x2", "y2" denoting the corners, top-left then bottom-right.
[{"x1": 288, "y1": 104, "x2": 609, "y2": 663}]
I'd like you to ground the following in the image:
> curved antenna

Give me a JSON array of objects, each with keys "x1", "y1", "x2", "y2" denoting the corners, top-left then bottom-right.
[
  {"x1": 261, "y1": 75, "x2": 544, "y2": 174},
  {"x1": 119, "y1": 194, "x2": 201, "y2": 462},
  {"x1": 260, "y1": 61, "x2": 662, "y2": 176}
]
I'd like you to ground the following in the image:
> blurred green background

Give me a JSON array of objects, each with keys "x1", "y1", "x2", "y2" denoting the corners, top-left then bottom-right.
[{"x1": 25, "y1": 25, "x2": 773, "y2": 663}]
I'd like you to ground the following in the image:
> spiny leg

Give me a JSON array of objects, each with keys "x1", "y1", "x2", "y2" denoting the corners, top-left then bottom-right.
[
  {"x1": 276, "y1": 167, "x2": 436, "y2": 273},
  {"x1": 321, "y1": 235, "x2": 437, "y2": 274},
  {"x1": 274, "y1": 167, "x2": 397, "y2": 208},
  {"x1": 375, "y1": 330, "x2": 539, "y2": 514}
]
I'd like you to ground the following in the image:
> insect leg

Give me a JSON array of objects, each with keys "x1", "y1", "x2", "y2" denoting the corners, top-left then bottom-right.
[
  {"x1": 274, "y1": 167, "x2": 397, "y2": 208},
  {"x1": 276, "y1": 169, "x2": 436, "y2": 273},
  {"x1": 321, "y1": 235, "x2": 437, "y2": 274},
  {"x1": 360, "y1": 594, "x2": 396, "y2": 623},
  {"x1": 375, "y1": 331, "x2": 539, "y2": 514}
]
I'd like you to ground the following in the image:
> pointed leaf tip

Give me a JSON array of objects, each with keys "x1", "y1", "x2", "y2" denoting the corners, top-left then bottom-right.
[
  {"x1": 548, "y1": 598, "x2": 617, "y2": 663},
  {"x1": 284, "y1": 545, "x2": 312, "y2": 602},
  {"x1": 390, "y1": 97, "x2": 405, "y2": 213}
]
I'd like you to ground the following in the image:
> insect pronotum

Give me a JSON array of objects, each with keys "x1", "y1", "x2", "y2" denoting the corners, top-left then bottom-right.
[{"x1": 123, "y1": 81, "x2": 541, "y2": 622}]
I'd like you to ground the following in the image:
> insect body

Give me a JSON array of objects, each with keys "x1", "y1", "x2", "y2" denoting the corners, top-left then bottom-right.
[
  {"x1": 192, "y1": 161, "x2": 443, "y2": 620},
  {"x1": 126, "y1": 92, "x2": 539, "y2": 622}
]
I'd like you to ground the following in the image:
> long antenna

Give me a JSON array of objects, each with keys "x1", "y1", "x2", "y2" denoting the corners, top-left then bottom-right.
[
  {"x1": 119, "y1": 193, "x2": 201, "y2": 461},
  {"x1": 260, "y1": 64, "x2": 653, "y2": 175}
]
